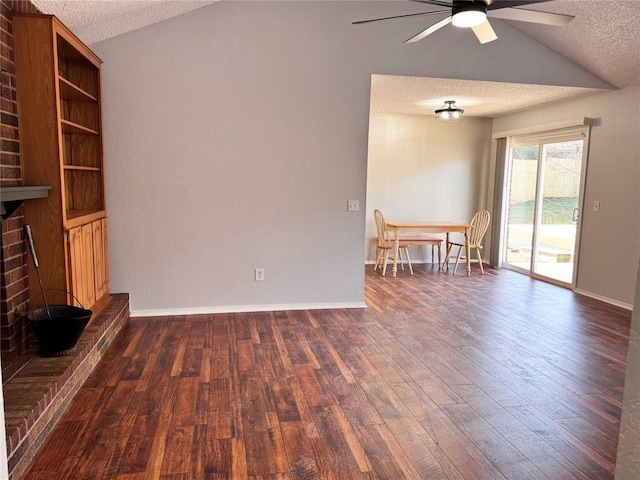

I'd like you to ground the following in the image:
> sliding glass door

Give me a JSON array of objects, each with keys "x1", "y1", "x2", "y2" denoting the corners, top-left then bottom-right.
[{"x1": 503, "y1": 130, "x2": 587, "y2": 286}]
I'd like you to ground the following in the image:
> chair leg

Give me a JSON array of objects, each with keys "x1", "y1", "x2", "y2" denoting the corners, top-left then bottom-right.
[
  {"x1": 431, "y1": 244, "x2": 435, "y2": 265},
  {"x1": 443, "y1": 243, "x2": 453, "y2": 269},
  {"x1": 398, "y1": 248, "x2": 405, "y2": 271},
  {"x1": 374, "y1": 248, "x2": 384, "y2": 272},
  {"x1": 404, "y1": 247, "x2": 413, "y2": 275},
  {"x1": 438, "y1": 242, "x2": 442, "y2": 270},
  {"x1": 453, "y1": 246, "x2": 463, "y2": 275},
  {"x1": 382, "y1": 249, "x2": 389, "y2": 276},
  {"x1": 476, "y1": 247, "x2": 485, "y2": 275}
]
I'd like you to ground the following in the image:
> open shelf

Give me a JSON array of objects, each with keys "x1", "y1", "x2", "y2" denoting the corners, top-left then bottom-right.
[
  {"x1": 66, "y1": 209, "x2": 106, "y2": 221},
  {"x1": 64, "y1": 169, "x2": 103, "y2": 214},
  {"x1": 61, "y1": 119, "x2": 99, "y2": 135},
  {"x1": 59, "y1": 76, "x2": 98, "y2": 102},
  {"x1": 60, "y1": 93, "x2": 100, "y2": 131},
  {"x1": 56, "y1": 35, "x2": 99, "y2": 98},
  {"x1": 63, "y1": 165, "x2": 101, "y2": 172},
  {"x1": 62, "y1": 131, "x2": 101, "y2": 168}
]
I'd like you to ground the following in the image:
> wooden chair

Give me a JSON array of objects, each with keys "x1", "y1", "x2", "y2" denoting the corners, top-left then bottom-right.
[
  {"x1": 444, "y1": 209, "x2": 491, "y2": 275},
  {"x1": 373, "y1": 209, "x2": 413, "y2": 276}
]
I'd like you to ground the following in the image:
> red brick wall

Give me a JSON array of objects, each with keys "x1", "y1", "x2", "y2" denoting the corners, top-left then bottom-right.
[{"x1": 1, "y1": 0, "x2": 41, "y2": 363}]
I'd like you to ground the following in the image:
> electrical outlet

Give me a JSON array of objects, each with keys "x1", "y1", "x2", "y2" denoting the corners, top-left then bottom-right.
[
  {"x1": 254, "y1": 268, "x2": 264, "y2": 281},
  {"x1": 347, "y1": 200, "x2": 360, "y2": 212},
  {"x1": 593, "y1": 200, "x2": 600, "y2": 212}
]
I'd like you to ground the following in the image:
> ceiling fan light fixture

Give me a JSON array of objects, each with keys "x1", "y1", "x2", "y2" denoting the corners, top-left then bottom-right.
[
  {"x1": 435, "y1": 100, "x2": 464, "y2": 123},
  {"x1": 452, "y1": 5, "x2": 487, "y2": 28}
]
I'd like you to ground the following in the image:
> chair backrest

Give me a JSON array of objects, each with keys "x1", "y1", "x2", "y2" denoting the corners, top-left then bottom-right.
[
  {"x1": 469, "y1": 210, "x2": 491, "y2": 247},
  {"x1": 373, "y1": 209, "x2": 392, "y2": 247}
]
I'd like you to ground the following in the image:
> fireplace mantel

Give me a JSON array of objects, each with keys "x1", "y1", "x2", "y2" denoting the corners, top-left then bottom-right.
[{"x1": 0, "y1": 186, "x2": 51, "y2": 219}]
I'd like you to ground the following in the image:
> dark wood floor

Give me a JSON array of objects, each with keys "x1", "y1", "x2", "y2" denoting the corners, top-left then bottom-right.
[{"x1": 19, "y1": 265, "x2": 631, "y2": 479}]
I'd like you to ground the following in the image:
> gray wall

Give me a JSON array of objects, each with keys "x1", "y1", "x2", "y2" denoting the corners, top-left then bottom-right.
[
  {"x1": 492, "y1": 85, "x2": 640, "y2": 306},
  {"x1": 93, "y1": 1, "x2": 610, "y2": 314}
]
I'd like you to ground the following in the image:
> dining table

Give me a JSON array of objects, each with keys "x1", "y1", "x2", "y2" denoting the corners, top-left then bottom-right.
[{"x1": 385, "y1": 220, "x2": 474, "y2": 277}]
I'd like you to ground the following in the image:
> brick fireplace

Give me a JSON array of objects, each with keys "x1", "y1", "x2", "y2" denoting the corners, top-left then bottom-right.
[{"x1": 1, "y1": 0, "x2": 41, "y2": 364}]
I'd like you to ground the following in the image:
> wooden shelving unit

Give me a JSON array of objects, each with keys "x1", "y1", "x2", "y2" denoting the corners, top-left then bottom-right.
[{"x1": 14, "y1": 14, "x2": 110, "y2": 309}]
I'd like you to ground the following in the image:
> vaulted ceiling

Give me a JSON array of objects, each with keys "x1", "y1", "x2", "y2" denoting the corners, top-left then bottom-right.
[{"x1": 31, "y1": 0, "x2": 640, "y2": 117}]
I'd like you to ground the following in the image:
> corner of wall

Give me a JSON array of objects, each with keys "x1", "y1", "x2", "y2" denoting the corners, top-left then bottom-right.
[{"x1": 615, "y1": 259, "x2": 640, "y2": 479}]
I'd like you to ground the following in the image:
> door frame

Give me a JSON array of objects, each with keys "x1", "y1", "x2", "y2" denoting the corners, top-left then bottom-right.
[{"x1": 499, "y1": 125, "x2": 591, "y2": 289}]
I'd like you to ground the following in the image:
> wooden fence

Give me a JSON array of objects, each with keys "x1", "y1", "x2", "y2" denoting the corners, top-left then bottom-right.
[{"x1": 509, "y1": 158, "x2": 581, "y2": 203}]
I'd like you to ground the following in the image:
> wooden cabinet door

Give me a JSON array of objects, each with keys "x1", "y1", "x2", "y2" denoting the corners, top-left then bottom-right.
[
  {"x1": 81, "y1": 223, "x2": 96, "y2": 308},
  {"x1": 102, "y1": 217, "x2": 110, "y2": 291},
  {"x1": 68, "y1": 225, "x2": 95, "y2": 308},
  {"x1": 67, "y1": 226, "x2": 85, "y2": 307},
  {"x1": 67, "y1": 219, "x2": 108, "y2": 309},
  {"x1": 92, "y1": 219, "x2": 107, "y2": 301}
]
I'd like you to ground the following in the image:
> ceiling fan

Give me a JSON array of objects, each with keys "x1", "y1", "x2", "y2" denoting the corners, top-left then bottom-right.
[{"x1": 353, "y1": 0, "x2": 574, "y2": 45}]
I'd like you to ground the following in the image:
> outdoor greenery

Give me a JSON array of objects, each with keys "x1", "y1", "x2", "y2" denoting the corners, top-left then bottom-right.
[{"x1": 508, "y1": 197, "x2": 578, "y2": 224}]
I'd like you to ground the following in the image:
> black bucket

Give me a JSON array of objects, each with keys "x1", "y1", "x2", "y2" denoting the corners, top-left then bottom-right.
[{"x1": 29, "y1": 304, "x2": 93, "y2": 357}]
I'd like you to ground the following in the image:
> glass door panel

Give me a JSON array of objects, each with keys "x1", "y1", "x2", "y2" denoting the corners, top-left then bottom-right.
[
  {"x1": 531, "y1": 141, "x2": 583, "y2": 284},
  {"x1": 504, "y1": 145, "x2": 538, "y2": 272}
]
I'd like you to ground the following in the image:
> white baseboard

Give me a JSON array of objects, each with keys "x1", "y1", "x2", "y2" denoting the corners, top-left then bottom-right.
[
  {"x1": 574, "y1": 288, "x2": 633, "y2": 310},
  {"x1": 131, "y1": 301, "x2": 368, "y2": 318}
]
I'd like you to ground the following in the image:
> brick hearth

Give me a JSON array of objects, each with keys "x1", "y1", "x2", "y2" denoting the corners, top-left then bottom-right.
[{"x1": 2, "y1": 293, "x2": 129, "y2": 480}]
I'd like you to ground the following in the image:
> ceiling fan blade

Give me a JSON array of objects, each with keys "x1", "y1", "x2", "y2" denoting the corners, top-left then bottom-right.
[
  {"x1": 405, "y1": 16, "x2": 452, "y2": 43},
  {"x1": 486, "y1": 0, "x2": 551, "y2": 10},
  {"x1": 488, "y1": 7, "x2": 574, "y2": 26},
  {"x1": 472, "y1": 20, "x2": 498, "y2": 44},
  {"x1": 411, "y1": 0, "x2": 454, "y2": 8},
  {"x1": 353, "y1": 9, "x2": 449, "y2": 25}
]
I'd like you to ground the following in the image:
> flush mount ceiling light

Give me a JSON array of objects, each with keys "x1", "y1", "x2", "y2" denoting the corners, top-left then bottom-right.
[
  {"x1": 451, "y1": 3, "x2": 487, "y2": 28},
  {"x1": 435, "y1": 100, "x2": 464, "y2": 123}
]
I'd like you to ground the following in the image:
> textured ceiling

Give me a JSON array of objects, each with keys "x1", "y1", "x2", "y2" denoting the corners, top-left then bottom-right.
[
  {"x1": 511, "y1": 0, "x2": 640, "y2": 89},
  {"x1": 31, "y1": 0, "x2": 220, "y2": 45},
  {"x1": 369, "y1": 75, "x2": 609, "y2": 117},
  {"x1": 30, "y1": 0, "x2": 639, "y2": 117}
]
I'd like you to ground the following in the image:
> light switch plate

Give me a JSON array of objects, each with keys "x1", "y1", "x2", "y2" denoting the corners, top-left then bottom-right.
[
  {"x1": 254, "y1": 268, "x2": 264, "y2": 281},
  {"x1": 347, "y1": 200, "x2": 360, "y2": 212}
]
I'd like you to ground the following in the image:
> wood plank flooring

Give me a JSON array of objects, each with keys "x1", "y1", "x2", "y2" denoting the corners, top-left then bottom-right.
[{"x1": 18, "y1": 266, "x2": 631, "y2": 479}]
